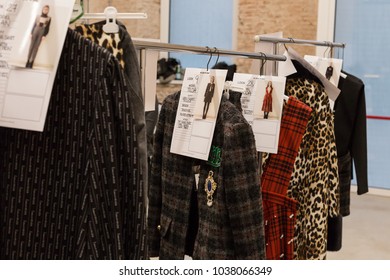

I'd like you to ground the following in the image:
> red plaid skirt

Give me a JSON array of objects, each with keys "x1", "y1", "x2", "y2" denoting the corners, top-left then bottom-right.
[{"x1": 261, "y1": 96, "x2": 312, "y2": 259}]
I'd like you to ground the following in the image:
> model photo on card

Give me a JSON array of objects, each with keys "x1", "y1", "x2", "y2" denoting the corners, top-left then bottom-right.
[
  {"x1": 202, "y1": 75, "x2": 215, "y2": 119},
  {"x1": 193, "y1": 71, "x2": 223, "y2": 121},
  {"x1": 251, "y1": 76, "x2": 286, "y2": 154},
  {"x1": 26, "y1": 5, "x2": 52, "y2": 68},
  {"x1": 253, "y1": 77, "x2": 283, "y2": 121},
  {"x1": 7, "y1": 0, "x2": 60, "y2": 71},
  {"x1": 262, "y1": 80, "x2": 273, "y2": 119}
]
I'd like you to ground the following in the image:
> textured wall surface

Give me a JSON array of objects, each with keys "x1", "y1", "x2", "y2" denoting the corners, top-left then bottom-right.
[
  {"x1": 80, "y1": 0, "x2": 318, "y2": 100},
  {"x1": 84, "y1": 0, "x2": 160, "y2": 39},
  {"x1": 236, "y1": 0, "x2": 318, "y2": 73}
]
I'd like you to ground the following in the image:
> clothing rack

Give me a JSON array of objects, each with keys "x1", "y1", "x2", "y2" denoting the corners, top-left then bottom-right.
[
  {"x1": 252, "y1": 36, "x2": 345, "y2": 179},
  {"x1": 254, "y1": 36, "x2": 346, "y2": 48},
  {"x1": 133, "y1": 40, "x2": 286, "y2": 112},
  {"x1": 133, "y1": 40, "x2": 287, "y2": 62},
  {"x1": 253, "y1": 36, "x2": 346, "y2": 78}
]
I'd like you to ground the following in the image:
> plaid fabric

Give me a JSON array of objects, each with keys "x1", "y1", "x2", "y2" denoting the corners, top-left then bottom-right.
[
  {"x1": 261, "y1": 97, "x2": 312, "y2": 260},
  {"x1": 149, "y1": 92, "x2": 266, "y2": 260}
]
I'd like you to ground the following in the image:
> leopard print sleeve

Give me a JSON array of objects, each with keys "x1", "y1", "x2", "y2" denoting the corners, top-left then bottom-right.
[{"x1": 326, "y1": 109, "x2": 340, "y2": 218}]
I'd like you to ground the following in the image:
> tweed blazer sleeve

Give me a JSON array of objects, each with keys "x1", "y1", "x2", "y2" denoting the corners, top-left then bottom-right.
[
  {"x1": 223, "y1": 122, "x2": 266, "y2": 259},
  {"x1": 195, "y1": 99, "x2": 266, "y2": 259}
]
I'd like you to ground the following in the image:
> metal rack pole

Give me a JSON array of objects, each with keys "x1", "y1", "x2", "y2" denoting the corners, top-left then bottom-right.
[
  {"x1": 254, "y1": 36, "x2": 346, "y2": 49},
  {"x1": 133, "y1": 40, "x2": 287, "y2": 62}
]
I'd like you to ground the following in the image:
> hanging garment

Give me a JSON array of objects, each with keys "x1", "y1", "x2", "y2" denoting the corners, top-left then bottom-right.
[
  {"x1": 261, "y1": 96, "x2": 312, "y2": 260},
  {"x1": 0, "y1": 29, "x2": 147, "y2": 259},
  {"x1": 74, "y1": 21, "x2": 148, "y2": 173},
  {"x1": 74, "y1": 21, "x2": 142, "y2": 97},
  {"x1": 285, "y1": 62, "x2": 340, "y2": 260},
  {"x1": 228, "y1": 90, "x2": 243, "y2": 112},
  {"x1": 335, "y1": 71, "x2": 368, "y2": 216},
  {"x1": 148, "y1": 91, "x2": 266, "y2": 260},
  {"x1": 74, "y1": 21, "x2": 149, "y2": 239}
]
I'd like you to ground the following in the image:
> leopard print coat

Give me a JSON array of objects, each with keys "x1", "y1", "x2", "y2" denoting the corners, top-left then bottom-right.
[{"x1": 285, "y1": 77, "x2": 340, "y2": 260}]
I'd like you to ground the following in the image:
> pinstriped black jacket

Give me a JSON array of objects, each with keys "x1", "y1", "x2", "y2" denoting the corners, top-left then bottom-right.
[
  {"x1": 0, "y1": 30, "x2": 147, "y2": 259},
  {"x1": 148, "y1": 91, "x2": 266, "y2": 260}
]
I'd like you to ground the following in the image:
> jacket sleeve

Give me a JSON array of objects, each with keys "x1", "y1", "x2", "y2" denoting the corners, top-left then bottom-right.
[
  {"x1": 43, "y1": 17, "x2": 51, "y2": 36},
  {"x1": 147, "y1": 96, "x2": 167, "y2": 258},
  {"x1": 351, "y1": 82, "x2": 368, "y2": 195},
  {"x1": 223, "y1": 122, "x2": 266, "y2": 259},
  {"x1": 106, "y1": 58, "x2": 148, "y2": 259}
]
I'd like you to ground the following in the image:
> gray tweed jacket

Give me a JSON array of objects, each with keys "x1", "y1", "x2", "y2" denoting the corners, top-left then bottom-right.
[{"x1": 148, "y1": 91, "x2": 265, "y2": 260}]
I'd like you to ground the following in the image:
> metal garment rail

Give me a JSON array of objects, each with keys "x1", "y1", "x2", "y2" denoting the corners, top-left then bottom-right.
[
  {"x1": 133, "y1": 40, "x2": 287, "y2": 62},
  {"x1": 81, "y1": 12, "x2": 147, "y2": 20},
  {"x1": 253, "y1": 36, "x2": 346, "y2": 48},
  {"x1": 133, "y1": 40, "x2": 285, "y2": 172}
]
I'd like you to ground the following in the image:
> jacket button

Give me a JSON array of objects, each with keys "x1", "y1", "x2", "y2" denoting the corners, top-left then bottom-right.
[{"x1": 157, "y1": 225, "x2": 161, "y2": 231}]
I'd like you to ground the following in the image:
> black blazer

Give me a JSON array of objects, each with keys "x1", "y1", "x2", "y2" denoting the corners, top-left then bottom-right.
[{"x1": 335, "y1": 71, "x2": 369, "y2": 202}]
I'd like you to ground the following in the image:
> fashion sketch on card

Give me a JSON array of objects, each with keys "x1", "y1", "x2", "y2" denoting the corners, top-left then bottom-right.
[
  {"x1": 26, "y1": 5, "x2": 51, "y2": 68},
  {"x1": 262, "y1": 80, "x2": 273, "y2": 119},
  {"x1": 202, "y1": 75, "x2": 215, "y2": 119},
  {"x1": 325, "y1": 64, "x2": 334, "y2": 80}
]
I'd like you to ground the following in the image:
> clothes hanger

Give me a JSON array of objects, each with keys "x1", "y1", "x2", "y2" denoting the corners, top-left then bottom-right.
[
  {"x1": 206, "y1": 47, "x2": 219, "y2": 71},
  {"x1": 286, "y1": 47, "x2": 340, "y2": 101},
  {"x1": 102, "y1": 6, "x2": 119, "y2": 33},
  {"x1": 323, "y1": 44, "x2": 334, "y2": 81},
  {"x1": 70, "y1": 0, "x2": 85, "y2": 24}
]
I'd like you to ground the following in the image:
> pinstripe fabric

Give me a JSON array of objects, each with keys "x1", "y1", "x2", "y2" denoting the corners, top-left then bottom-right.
[
  {"x1": 74, "y1": 23, "x2": 148, "y2": 256},
  {"x1": 148, "y1": 92, "x2": 265, "y2": 260},
  {"x1": 285, "y1": 77, "x2": 340, "y2": 260},
  {"x1": 261, "y1": 96, "x2": 312, "y2": 260},
  {"x1": 0, "y1": 29, "x2": 147, "y2": 259}
]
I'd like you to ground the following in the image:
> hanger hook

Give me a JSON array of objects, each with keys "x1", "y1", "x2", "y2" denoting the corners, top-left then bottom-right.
[
  {"x1": 206, "y1": 46, "x2": 213, "y2": 71},
  {"x1": 213, "y1": 47, "x2": 220, "y2": 66},
  {"x1": 323, "y1": 41, "x2": 331, "y2": 57},
  {"x1": 283, "y1": 37, "x2": 295, "y2": 51},
  {"x1": 259, "y1": 52, "x2": 267, "y2": 75}
]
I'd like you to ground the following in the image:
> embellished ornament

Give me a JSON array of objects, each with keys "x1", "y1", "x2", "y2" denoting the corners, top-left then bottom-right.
[
  {"x1": 204, "y1": 171, "x2": 217, "y2": 207},
  {"x1": 207, "y1": 145, "x2": 222, "y2": 167}
]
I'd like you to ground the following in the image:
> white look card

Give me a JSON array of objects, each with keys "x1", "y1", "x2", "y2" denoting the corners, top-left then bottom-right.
[
  {"x1": 231, "y1": 73, "x2": 286, "y2": 154},
  {"x1": 170, "y1": 68, "x2": 227, "y2": 160},
  {"x1": 143, "y1": 49, "x2": 159, "y2": 111},
  {"x1": 304, "y1": 55, "x2": 343, "y2": 88},
  {"x1": 0, "y1": 0, "x2": 75, "y2": 131}
]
